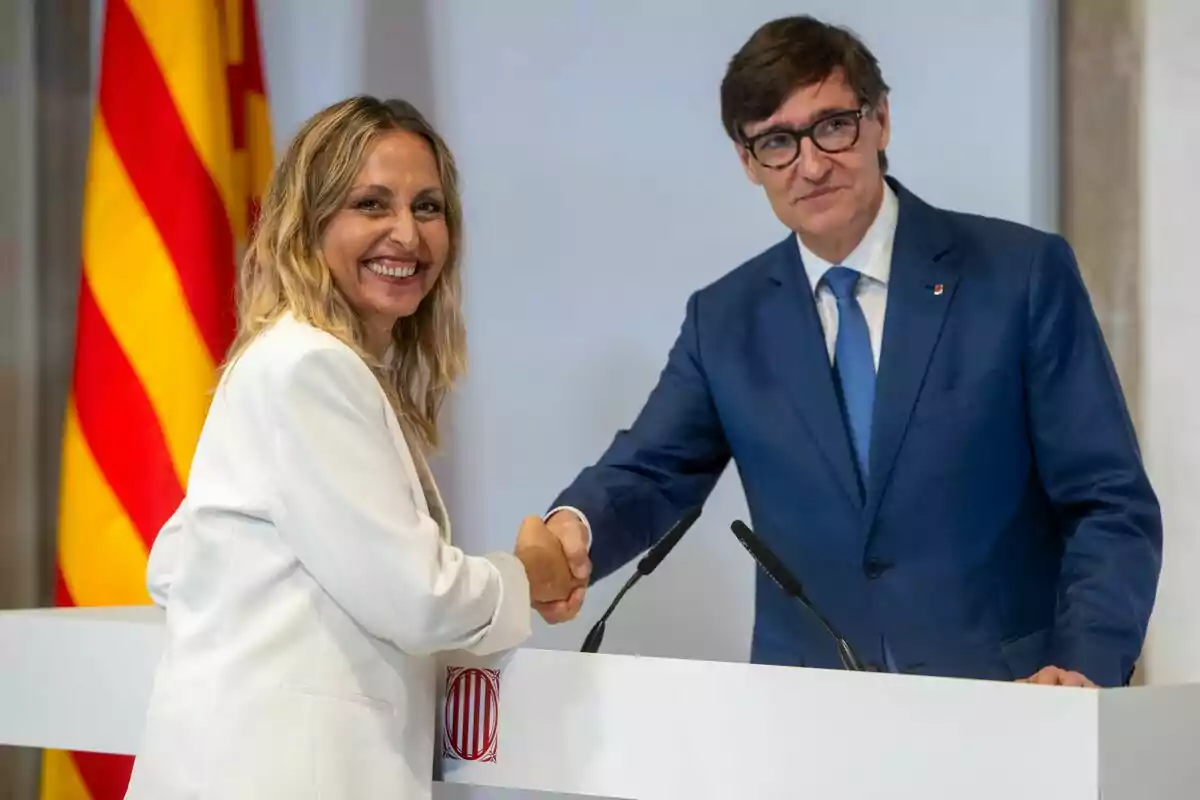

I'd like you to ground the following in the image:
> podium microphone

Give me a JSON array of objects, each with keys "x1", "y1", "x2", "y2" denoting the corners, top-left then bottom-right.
[
  {"x1": 729, "y1": 520, "x2": 865, "y2": 671},
  {"x1": 580, "y1": 506, "x2": 703, "y2": 653}
]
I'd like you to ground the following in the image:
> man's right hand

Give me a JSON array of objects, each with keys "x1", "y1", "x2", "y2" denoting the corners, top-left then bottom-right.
[
  {"x1": 534, "y1": 510, "x2": 592, "y2": 624},
  {"x1": 514, "y1": 516, "x2": 581, "y2": 604}
]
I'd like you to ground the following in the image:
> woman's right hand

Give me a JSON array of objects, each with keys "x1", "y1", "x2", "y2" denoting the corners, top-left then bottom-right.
[{"x1": 514, "y1": 516, "x2": 583, "y2": 604}]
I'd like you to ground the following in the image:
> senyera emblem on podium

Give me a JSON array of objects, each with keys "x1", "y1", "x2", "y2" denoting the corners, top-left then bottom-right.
[{"x1": 443, "y1": 666, "x2": 500, "y2": 763}]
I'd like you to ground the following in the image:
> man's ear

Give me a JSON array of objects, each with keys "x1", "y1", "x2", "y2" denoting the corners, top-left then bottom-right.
[
  {"x1": 873, "y1": 95, "x2": 891, "y2": 151},
  {"x1": 736, "y1": 143, "x2": 763, "y2": 186}
]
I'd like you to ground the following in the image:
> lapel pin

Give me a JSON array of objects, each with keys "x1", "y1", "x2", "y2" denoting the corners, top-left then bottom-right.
[{"x1": 933, "y1": 283, "x2": 944, "y2": 296}]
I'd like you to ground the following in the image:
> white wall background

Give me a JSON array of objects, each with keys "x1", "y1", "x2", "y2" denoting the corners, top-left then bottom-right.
[
  {"x1": 86, "y1": 1, "x2": 1062, "y2": 797},
  {"x1": 256, "y1": 0, "x2": 1060, "y2": 663},
  {"x1": 1141, "y1": 0, "x2": 1200, "y2": 686},
  {"x1": 257, "y1": 7, "x2": 1061, "y2": 797},
  {"x1": 265, "y1": 3, "x2": 1064, "y2": 782}
]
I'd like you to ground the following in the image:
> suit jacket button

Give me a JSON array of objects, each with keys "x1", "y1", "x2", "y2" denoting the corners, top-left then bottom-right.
[{"x1": 864, "y1": 558, "x2": 890, "y2": 579}]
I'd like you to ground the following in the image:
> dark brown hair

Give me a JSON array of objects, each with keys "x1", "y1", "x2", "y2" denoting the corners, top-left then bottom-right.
[{"x1": 720, "y1": 15, "x2": 890, "y2": 170}]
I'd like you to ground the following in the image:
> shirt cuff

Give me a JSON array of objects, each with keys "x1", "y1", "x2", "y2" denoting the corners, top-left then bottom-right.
[{"x1": 545, "y1": 505, "x2": 592, "y2": 549}]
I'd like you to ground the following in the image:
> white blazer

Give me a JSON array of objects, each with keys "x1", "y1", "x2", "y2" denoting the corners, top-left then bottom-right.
[{"x1": 124, "y1": 313, "x2": 531, "y2": 800}]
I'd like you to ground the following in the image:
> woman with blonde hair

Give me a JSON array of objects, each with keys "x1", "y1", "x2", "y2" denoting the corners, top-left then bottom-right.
[{"x1": 124, "y1": 96, "x2": 578, "y2": 799}]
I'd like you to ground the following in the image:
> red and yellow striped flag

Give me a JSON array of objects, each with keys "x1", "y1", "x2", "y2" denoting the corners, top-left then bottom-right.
[{"x1": 41, "y1": 1, "x2": 272, "y2": 797}]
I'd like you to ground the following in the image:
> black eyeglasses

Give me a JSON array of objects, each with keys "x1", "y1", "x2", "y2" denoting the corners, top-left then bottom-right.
[{"x1": 743, "y1": 106, "x2": 869, "y2": 169}]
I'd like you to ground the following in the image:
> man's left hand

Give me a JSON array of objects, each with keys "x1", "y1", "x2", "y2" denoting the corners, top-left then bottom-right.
[{"x1": 1017, "y1": 665, "x2": 1097, "y2": 687}]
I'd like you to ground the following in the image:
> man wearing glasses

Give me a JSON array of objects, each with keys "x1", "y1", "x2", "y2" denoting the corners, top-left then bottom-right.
[{"x1": 535, "y1": 15, "x2": 1162, "y2": 688}]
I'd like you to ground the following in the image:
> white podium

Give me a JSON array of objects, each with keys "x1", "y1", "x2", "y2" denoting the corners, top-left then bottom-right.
[{"x1": 2, "y1": 607, "x2": 1198, "y2": 799}]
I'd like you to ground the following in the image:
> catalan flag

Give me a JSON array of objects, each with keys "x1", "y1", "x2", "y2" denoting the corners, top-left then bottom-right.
[{"x1": 41, "y1": 1, "x2": 272, "y2": 797}]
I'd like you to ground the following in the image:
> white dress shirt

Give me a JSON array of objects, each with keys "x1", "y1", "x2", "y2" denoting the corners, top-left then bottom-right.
[{"x1": 799, "y1": 180, "x2": 899, "y2": 369}]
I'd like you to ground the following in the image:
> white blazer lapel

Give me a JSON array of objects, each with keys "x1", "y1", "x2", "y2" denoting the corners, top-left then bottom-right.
[{"x1": 381, "y1": 403, "x2": 451, "y2": 543}]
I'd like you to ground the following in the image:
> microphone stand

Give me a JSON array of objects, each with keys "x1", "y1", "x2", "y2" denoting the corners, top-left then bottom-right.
[
  {"x1": 580, "y1": 506, "x2": 703, "y2": 653},
  {"x1": 580, "y1": 571, "x2": 639, "y2": 653},
  {"x1": 729, "y1": 519, "x2": 867, "y2": 672}
]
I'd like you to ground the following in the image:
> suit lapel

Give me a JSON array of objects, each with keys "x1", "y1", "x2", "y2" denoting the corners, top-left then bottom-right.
[
  {"x1": 762, "y1": 237, "x2": 864, "y2": 510},
  {"x1": 865, "y1": 182, "x2": 958, "y2": 521}
]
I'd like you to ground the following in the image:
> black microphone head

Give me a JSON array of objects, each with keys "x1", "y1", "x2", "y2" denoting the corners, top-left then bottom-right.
[
  {"x1": 729, "y1": 519, "x2": 808, "y2": 599},
  {"x1": 636, "y1": 505, "x2": 703, "y2": 575}
]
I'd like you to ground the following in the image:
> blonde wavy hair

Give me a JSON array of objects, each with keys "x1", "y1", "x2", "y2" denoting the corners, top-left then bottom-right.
[{"x1": 227, "y1": 95, "x2": 466, "y2": 452}]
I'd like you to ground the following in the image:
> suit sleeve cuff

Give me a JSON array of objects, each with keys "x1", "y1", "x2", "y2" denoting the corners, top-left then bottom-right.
[
  {"x1": 545, "y1": 505, "x2": 592, "y2": 549},
  {"x1": 462, "y1": 552, "x2": 533, "y2": 656},
  {"x1": 1051, "y1": 638, "x2": 1135, "y2": 687}
]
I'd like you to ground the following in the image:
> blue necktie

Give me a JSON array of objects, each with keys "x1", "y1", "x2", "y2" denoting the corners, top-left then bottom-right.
[
  {"x1": 823, "y1": 267, "x2": 875, "y2": 486},
  {"x1": 825, "y1": 267, "x2": 898, "y2": 671}
]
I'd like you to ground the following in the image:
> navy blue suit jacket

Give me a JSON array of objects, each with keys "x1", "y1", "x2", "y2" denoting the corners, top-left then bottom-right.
[{"x1": 552, "y1": 178, "x2": 1162, "y2": 687}]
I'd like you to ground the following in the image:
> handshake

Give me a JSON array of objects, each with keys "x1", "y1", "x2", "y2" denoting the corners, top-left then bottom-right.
[{"x1": 514, "y1": 511, "x2": 592, "y2": 623}]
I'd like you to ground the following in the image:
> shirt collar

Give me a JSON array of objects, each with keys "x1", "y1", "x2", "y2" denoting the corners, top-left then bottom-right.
[{"x1": 797, "y1": 180, "x2": 899, "y2": 294}]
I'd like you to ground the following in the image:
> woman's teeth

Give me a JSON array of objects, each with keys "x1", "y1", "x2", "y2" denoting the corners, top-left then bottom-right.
[{"x1": 365, "y1": 259, "x2": 417, "y2": 279}]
